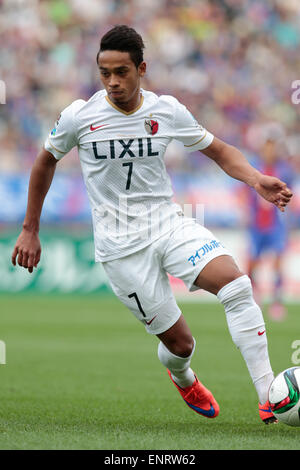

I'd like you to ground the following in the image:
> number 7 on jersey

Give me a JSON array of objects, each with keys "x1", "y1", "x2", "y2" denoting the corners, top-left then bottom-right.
[{"x1": 122, "y1": 162, "x2": 133, "y2": 190}]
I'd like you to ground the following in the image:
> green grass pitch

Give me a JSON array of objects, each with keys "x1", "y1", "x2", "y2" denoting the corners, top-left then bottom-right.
[{"x1": 0, "y1": 294, "x2": 299, "y2": 450}]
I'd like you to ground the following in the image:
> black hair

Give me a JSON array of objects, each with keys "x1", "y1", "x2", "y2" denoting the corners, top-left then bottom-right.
[{"x1": 96, "y1": 25, "x2": 145, "y2": 68}]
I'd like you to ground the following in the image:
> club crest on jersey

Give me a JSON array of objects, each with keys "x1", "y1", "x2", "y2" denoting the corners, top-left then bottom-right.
[{"x1": 144, "y1": 119, "x2": 158, "y2": 136}]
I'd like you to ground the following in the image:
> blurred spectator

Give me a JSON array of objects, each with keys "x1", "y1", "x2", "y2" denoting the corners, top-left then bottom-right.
[{"x1": 245, "y1": 123, "x2": 294, "y2": 320}]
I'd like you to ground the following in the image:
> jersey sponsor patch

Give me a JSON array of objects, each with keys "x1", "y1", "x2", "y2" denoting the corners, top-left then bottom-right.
[{"x1": 92, "y1": 138, "x2": 159, "y2": 159}]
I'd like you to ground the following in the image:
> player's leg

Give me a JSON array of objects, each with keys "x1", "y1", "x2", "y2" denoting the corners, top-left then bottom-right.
[
  {"x1": 156, "y1": 314, "x2": 196, "y2": 388},
  {"x1": 156, "y1": 314, "x2": 220, "y2": 418},
  {"x1": 157, "y1": 313, "x2": 193, "y2": 358},
  {"x1": 162, "y1": 216, "x2": 276, "y2": 422},
  {"x1": 156, "y1": 218, "x2": 237, "y2": 418},
  {"x1": 102, "y1": 236, "x2": 219, "y2": 418},
  {"x1": 102, "y1": 245, "x2": 217, "y2": 417},
  {"x1": 102, "y1": 240, "x2": 198, "y2": 390},
  {"x1": 102, "y1": 243, "x2": 182, "y2": 337},
  {"x1": 194, "y1": 255, "x2": 274, "y2": 407},
  {"x1": 193, "y1": 254, "x2": 242, "y2": 294}
]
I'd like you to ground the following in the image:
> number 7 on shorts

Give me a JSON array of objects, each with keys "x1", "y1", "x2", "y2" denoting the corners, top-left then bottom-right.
[{"x1": 128, "y1": 292, "x2": 146, "y2": 318}]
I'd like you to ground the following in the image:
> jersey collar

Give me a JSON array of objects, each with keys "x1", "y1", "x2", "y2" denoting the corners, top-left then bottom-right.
[{"x1": 105, "y1": 93, "x2": 144, "y2": 116}]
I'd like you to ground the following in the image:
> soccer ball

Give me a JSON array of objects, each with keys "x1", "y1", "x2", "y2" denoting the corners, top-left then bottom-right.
[{"x1": 268, "y1": 367, "x2": 300, "y2": 426}]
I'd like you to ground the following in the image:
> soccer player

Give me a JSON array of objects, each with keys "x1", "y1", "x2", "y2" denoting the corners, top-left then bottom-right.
[
  {"x1": 247, "y1": 135, "x2": 294, "y2": 321},
  {"x1": 11, "y1": 25, "x2": 292, "y2": 424}
]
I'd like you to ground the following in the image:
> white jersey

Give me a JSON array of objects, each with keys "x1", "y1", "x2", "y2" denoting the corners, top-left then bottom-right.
[{"x1": 44, "y1": 89, "x2": 214, "y2": 261}]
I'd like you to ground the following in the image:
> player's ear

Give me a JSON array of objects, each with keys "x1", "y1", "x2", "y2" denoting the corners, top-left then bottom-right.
[{"x1": 138, "y1": 61, "x2": 146, "y2": 77}]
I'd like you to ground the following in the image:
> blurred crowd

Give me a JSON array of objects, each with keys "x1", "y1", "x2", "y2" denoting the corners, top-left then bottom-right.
[{"x1": 0, "y1": 0, "x2": 299, "y2": 176}]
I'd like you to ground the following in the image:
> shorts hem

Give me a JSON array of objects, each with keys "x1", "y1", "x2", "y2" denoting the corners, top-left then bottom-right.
[{"x1": 145, "y1": 308, "x2": 182, "y2": 335}]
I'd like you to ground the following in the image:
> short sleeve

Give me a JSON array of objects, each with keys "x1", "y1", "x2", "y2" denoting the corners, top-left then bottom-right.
[
  {"x1": 44, "y1": 100, "x2": 82, "y2": 160},
  {"x1": 173, "y1": 99, "x2": 214, "y2": 152}
]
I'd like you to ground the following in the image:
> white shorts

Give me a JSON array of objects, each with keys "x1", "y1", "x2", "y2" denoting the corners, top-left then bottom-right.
[{"x1": 102, "y1": 216, "x2": 231, "y2": 335}]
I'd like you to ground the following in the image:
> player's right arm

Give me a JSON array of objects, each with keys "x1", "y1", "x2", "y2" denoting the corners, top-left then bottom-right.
[
  {"x1": 201, "y1": 136, "x2": 293, "y2": 212},
  {"x1": 171, "y1": 97, "x2": 292, "y2": 212},
  {"x1": 12, "y1": 99, "x2": 82, "y2": 273},
  {"x1": 11, "y1": 148, "x2": 58, "y2": 273}
]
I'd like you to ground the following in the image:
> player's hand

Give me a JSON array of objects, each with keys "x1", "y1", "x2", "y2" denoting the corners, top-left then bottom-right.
[
  {"x1": 254, "y1": 174, "x2": 293, "y2": 212},
  {"x1": 11, "y1": 229, "x2": 41, "y2": 274}
]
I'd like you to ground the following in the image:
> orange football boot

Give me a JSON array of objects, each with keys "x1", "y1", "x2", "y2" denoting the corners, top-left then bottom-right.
[
  {"x1": 167, "y1": 369, "x2": 219, "y2": 418},
  {"x1": 259, "y1": 400, "x2": 278, "y2": 424}
]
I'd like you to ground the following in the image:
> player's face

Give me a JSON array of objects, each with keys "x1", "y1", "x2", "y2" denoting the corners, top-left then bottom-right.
[{"x1": 98, "y1": 50, "x2": 146, "y2": 112}]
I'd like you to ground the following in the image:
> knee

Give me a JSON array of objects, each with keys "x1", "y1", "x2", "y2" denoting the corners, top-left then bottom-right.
[
  {"x1": 217, "y1": 274, "x2": 254, "y2": 309},
  {"x1": 167, "y1": 336, "x2": 195, "y2": 358},
  {"x1": 157, "y1": 314, "x2": 195, "y2": 358},
  {"x1": 216, "y1": 270, "x2": 246, "y2": 295}
]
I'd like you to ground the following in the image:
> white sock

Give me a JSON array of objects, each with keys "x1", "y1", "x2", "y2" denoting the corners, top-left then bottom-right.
[
  {"x1": 158, "y1": 339, "x2": 196, "y2": 388},
  {"x1": 217, "y1": 275, "x2": 274, "y2": 404}
]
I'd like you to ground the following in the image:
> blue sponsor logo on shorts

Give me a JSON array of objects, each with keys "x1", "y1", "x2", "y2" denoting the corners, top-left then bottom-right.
[{"x1": 188, "y1": 240, "x2": 222, "y2": 266}]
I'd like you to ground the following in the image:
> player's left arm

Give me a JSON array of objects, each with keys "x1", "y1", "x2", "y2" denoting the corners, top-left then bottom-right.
[{"x1": 201, "y1": 136, "x2": 293, "y2": 212}]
